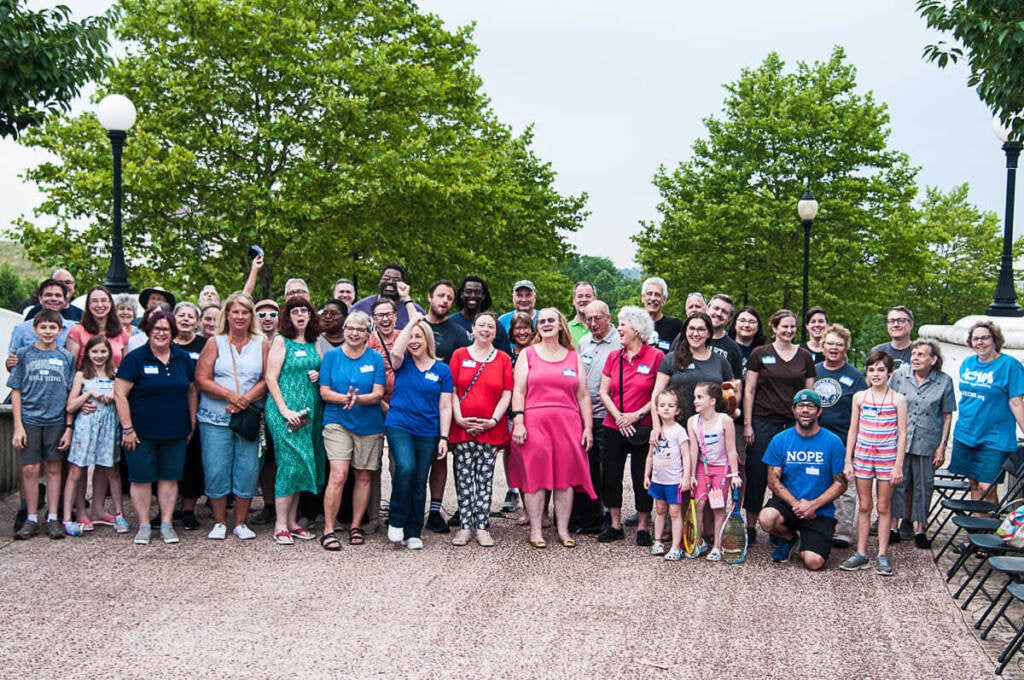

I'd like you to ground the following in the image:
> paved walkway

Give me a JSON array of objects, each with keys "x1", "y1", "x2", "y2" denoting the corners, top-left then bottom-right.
[{"x1": 0, "y1": 484, "x2": 1014, "y2": 678}]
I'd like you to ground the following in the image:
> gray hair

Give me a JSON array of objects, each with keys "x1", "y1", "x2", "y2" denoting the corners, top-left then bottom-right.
[
  {"x1": 284, "y1": 278, "x2": 308, "y2": 294},
  {"x1": 642, "y1": 276, "x2": 669, "y2": 300},
  {"x1": 344, "y1": 310, "x2": 372, "y2": 331},
  {"x1": 618, "y1": 305, "x2": 655, "y2": 342},
  {"x1": 174, "y1": 301, "x2": 200, "y2": 318},
  {"x1": 910, "y1": 339, "x2": 944, "y2": 371}
]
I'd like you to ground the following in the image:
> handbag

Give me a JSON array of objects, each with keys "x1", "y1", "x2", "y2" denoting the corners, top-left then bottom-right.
[
  {"x1": 618, "y1": 349, "x2": 652, "y2": 447},
  {"x1": 225, "y1": 338, "x2": 263, "y2": 442}
]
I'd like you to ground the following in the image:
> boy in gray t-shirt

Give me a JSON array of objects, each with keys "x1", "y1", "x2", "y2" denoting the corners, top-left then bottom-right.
[{"x1": 7, "y1": 310, "x2": 75, "y2": 540}]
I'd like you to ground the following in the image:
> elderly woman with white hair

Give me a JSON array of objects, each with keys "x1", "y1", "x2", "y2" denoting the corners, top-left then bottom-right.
[{"x1": 597, "y1": 305, "x2": 665, "y2": 546}]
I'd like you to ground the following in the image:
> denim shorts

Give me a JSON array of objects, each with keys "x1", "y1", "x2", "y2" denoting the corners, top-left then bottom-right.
[
  {"x1": 200, "y1": 422, "x2": 260, "y2": 498},
  {"x1": 949, "y1": 440, "x2": 1010, "y2": 485}
]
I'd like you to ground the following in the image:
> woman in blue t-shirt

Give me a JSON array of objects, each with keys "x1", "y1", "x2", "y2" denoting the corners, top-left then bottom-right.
[
  {"x1": 384, "y1": 313, "x2": 453, "y2": 550},
  {"x1": 950, "y1": 321, "x2": 1024, "y2": 505}
]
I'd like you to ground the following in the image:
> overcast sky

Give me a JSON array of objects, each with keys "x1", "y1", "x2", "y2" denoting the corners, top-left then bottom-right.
[{"x1": 1, "y1": 1, "x2": 1008, "y2": 269}]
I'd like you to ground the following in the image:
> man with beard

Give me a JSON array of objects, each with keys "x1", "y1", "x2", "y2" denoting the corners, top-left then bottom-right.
[
  {"x1": 497, "y1": 280, "x2": 538, "y2": 333},
  {"x1": 351, "y1": 264, "x2": 424, "y2": 329},
  {"x1": 758, "y1": 389, "x2": 848, "y2": 571},
  {"x1": 424, "y1": 280, "x2": 470, "y2": 363},
  {"x1": 447, "y1": 276, "x2": 511, "y2": 354},
  {"x1": 642, "y1": 277, "x2": 682, "y2": 352},
  {"x1": 250, "y1": 299, "x2": 282, "y2": 526}
]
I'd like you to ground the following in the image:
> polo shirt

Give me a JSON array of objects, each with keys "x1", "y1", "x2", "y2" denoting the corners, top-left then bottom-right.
[
  {"x1": 601, "y1": 343, "x2": 664, "y2": 429},
  {"x1": 116, "y1": 343, "x2": 195, "y2": 440},
  {"x1": 578, "y1": 330, "x2": 621, "y2": 420}
]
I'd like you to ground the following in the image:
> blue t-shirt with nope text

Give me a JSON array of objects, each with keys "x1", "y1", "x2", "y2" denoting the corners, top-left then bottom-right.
[{"x1": 762, "y1": 426, "x2": 846, "y2": 519}]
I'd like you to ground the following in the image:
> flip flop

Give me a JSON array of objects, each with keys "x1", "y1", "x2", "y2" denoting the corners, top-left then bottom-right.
[{"x1": 274, "y1": 530, "x2": 294, "y2": 545}]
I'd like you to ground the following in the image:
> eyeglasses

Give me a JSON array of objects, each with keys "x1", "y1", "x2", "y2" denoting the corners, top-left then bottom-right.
[
  {"x1": 380, "y1": 275, "x2": 402, "y2": 283},
  {"x1": 886, "y1": 318, "x2": 911, "y2": 326},
  {"x1": 972, "y1": 334, "x2": 993, "y2": 342},
  {"x1": 373, "y1": 312, "x2": 396, "y2": 320},
  {"x1": 345, "y1": 326, "x2": 369, "y2": 333},
  {"x1": 584, "y1": 315, "x2": 607, "y2": 324},
  {"x1": 285, "y1": 290, "x2": 308, "y2": 298},
  {"x1": 823, "y1": 340, "x2": 846, "y2": 348},
  {"x1": 537, "y1": 317, "x2": 557, "y2": 325},
  {"x1": 150, "y1": 326, "x2": 171, "y2": 335},
  {"x1": 687, "y1": 327, "x2": 708, "y2": 335},
  {"x1": 256, "y1": 311, "x2": 278, "y2": 319}
]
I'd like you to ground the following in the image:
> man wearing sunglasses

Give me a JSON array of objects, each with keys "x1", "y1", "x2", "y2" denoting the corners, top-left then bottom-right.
[{"x1": 254, "y1": 299, "x2": 280, "y2": 342}]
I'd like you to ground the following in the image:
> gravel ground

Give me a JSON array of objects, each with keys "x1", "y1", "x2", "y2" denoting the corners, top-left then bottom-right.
[{"x1": 0, "y1": 474, "x2": 1015, "y2": 679}]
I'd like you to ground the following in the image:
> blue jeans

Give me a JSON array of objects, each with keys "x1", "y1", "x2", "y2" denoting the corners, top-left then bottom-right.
[
  {"x1": 386, "y1": 427, "x2": 437, "y2": 539},
  {"x1": 200, "y1": 423, "x2": 260, "y2": 499}
]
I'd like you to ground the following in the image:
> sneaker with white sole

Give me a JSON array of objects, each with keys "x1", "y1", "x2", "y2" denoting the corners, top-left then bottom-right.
[
  {"x1": 387, "y1": 524, "x2": 404, "y2": 543},
  {"x1": 207, "y1": 523, "x2": 227, "y2": 540},
  {"x1": 406, "y1": 537, "x2": 424, "y2": 550},
  {"x1": 475, "y1": 529, "x2": 494, "y2": 547},
  {"x1": 875, "y1": 554, "x2": 894, "y2": 576},
  {"x1": 134, "y1": 525, "x2": 151, "y2": 545},
  {"x1": 840, "y1": 552, "x2": 872, "y2": 571},
  {"x1": 707, "y1": 547, "x2": 722, "y2": 562},
  {"x1": 160, "y1": 525, "x2": 179, "y2": 544},
  {"x1": 114, "y1": 515, "x2": 131, "y2": 534},
  {"x1": 233, "y1": 523, "x2": 256, "y2": 540}
]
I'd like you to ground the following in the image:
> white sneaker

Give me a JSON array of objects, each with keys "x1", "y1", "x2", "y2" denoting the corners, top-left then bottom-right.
[
  {"x1": 406, "y1": 537, "x2": 423, "y2": 550},
  {"x1": 387, "y1": 524, "x2": 404, "y2": 543},
  {"x1": 207, "y1": 523, "x2": 227, "y2": 540},
  {"x1": 233, "y1": 523, "x2": 256, "y2": 540},
  {"x1": 475, "y1": 529, "x2": 495, "y2": 547},
  {"x1": 451, "y1": 529, "x2": 472, "y2": 546}
]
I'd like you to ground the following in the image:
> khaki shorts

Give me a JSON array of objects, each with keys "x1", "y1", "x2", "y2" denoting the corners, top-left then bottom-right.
[{"x1": 323, "y1": 424, "x2": 383, "y2": 471}]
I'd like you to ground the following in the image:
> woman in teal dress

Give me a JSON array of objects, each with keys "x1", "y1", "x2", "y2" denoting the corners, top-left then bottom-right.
[{"x1": 265, "y1": 298, "x2": 326, "y2": 545}]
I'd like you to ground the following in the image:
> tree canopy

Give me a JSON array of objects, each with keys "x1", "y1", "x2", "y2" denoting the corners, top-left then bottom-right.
[
  {"x1": 633, "y1": 46, "x2": 1009, "y2": 351},
  {"x1": 918, "y1": 0, "x2": 1024, "y2": 134},
  {"x1": 0, "y1": 0, "x2": 115, "y2": 139},
  {"x1": 12, "y1": 0, "x2": 586, "y2": 305}
]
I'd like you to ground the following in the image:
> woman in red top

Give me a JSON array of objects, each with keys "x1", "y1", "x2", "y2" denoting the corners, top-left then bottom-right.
[
  {"x1": 597, "y1": 305, "x2": 664, "y2": 546},
  {"x1": 65, "y1": 285, "x2": 131, "y2": 368},
  {"x1": 449, "y1": 312, "x2": 513, "y2": 547}
]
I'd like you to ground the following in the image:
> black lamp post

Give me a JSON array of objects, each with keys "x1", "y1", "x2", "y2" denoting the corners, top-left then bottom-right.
[
  {"x1": 96, "y1": 94, "x2": 137, "y2": 295},
  {"x1": 988, "y1": 116, "x2": 1023, "y2": 317},
  {"x1": 797, "y1": 188, "x2": 819, "y2": 342}
]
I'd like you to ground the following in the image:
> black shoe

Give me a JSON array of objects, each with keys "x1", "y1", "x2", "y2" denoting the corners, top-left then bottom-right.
[
  {"x1": 832, "y1": 538, "x2": 851, "y2": 549},
  {"x1": 13, "y1": 507, "x2": 27, "y2": 534},
  {"x1": 250, "y1": 506, "x2": 276, "y2": 525},
  {"x1": 425, "y1": 510, "x2": 450, "y2": 534},
  {"x1": 182, "y1": 510, "x2": 200, "y2": 530},
  {"x1": 746, "y1": 527, "x2": 757, "y2": 545},
  {"x1": 898, "y1": 519, "x2": 914, "y2": 541},
  {"x1": 889, "y1": 529, "x2": 902, "y2": 544},
  {"x1": 597, "y1": 526, "x2": 625, "y2": 542},
  {"x1": 635, "y1": 530, "x2": 653, "y2": 547},
  {"x1": 869, "y1": 520, "x2": 878, "y2": 536},
  {"x1": 447, "y1": 510, "x2": 461, "y2": 527},
  {"x1": 623, "y1": 512, "x2": 639, "y2": 527},
  {"x1": 914, "y1": 533, "x2": 932, "y2": 549}
]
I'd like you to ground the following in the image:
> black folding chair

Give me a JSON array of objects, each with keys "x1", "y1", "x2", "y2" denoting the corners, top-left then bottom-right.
[{"x1": 995, "y1": 583, "x2": 1024, "y2": 675}]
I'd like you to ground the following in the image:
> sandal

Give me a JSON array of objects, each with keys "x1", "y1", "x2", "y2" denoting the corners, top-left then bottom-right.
[
  {"x1": 320, "y1": 532, "x2": 342, "y2": 551},
  {"x1": 274, "y1": 530, "x2": 294, "y2": 545},
  {"x1": 349, "y1": 527, "x2": 365, "y2": 545}
]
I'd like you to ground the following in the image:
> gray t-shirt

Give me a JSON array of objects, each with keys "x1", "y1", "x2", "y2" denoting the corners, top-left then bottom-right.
[{"x1": 6, "y1": 343, "x2": 75, "y2": 426}]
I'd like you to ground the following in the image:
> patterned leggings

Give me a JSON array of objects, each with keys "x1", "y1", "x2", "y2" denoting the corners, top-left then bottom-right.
[{"x1": 453, "y1": 441, "x2": 499, "y2": 530}]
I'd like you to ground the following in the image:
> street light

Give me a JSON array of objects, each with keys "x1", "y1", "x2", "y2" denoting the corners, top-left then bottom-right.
[
  {"x1": 988, "y1": 115, "x2": 1023, "y2": 317},
  {"x1": 797, "y1": 187, "x2": 819, "y2": 342},
  {"x1": 96, "y1": 94, "x2": 137, "y2": 294}
]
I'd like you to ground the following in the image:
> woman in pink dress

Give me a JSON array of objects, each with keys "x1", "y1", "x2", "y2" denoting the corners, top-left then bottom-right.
[{"x1": 510, "y1": 308, "x2": 595, "y2": 548}]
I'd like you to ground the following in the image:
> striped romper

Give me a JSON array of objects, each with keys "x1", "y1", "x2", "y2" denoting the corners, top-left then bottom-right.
[{"x1": 853, "y1": 389, "x2": 898, "y2": 482}]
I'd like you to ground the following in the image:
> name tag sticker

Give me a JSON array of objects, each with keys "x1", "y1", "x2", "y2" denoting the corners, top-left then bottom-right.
[
  {"x1": 658, "y1": 340, "x2": 671, "y2": 350},
  {"x1": 806, "y1": 466, "x2": 819, "y2": 476},
  {"x1": 462, "y1": 359, "x2": 476, "y2": 368},
  {"x1": 47, "y1": 357, "x2": 64, "y2": 367},
  {"x1": 189, "y1": 351, "x2": 200, "y2": 360},
  {"x1": 582, "y1": 354, "x2": 593, "y2": 365},
  {"x1": 144, "y1": 365, "x2": 159, "y2": 375},
  {"x1": 762, "y1": 355, "x2": 777, "y2": 365},
  {"x1": 294, "y1": 349, "x2": 307, "y2": 358},
  {"x1": 839, "y1": 376, "x2": 853, "y2": 387},
  {"x1": 562, "y1": 368, "x2": 577, "y2": 378},
  {"x1": 359, "y1": 365, "x2": 374, "y2": 373},
  {"x1": 425, "y1": 372, "x2": 439, "y2": 382},
  {"x1": 637, "y1": 364, "x2": 651, "y2": 375}
]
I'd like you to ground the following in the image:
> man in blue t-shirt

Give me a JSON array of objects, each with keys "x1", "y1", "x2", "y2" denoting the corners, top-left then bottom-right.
[{"x1": 759, "y1": 389, "x2": 848, "y2": 571}]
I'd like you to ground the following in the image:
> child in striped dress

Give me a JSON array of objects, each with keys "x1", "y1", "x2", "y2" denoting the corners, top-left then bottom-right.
[{"x1": 841, "y1": 350, "x2": 907, "y2": 576}]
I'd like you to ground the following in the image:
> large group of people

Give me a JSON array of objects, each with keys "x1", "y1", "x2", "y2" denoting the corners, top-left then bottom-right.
[{"x1": 7, "y1": 262, "x2": 1024, "y2": 575}]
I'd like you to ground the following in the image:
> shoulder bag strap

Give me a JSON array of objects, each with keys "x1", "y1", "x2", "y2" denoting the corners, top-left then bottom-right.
[{"x1": 460, "y1": 348, "x2": 495, "y2": 402}]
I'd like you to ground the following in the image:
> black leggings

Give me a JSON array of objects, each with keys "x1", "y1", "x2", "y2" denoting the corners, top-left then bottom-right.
[
  {"x1": 743, "y1": 418, "x2": 790, "y2": 515},
  {"x1": 601, "y1": 426, "x2": 652, "y2": 515}
]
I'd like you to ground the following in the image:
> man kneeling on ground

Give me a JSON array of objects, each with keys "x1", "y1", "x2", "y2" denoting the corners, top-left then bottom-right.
[{"x1": 758, "y1": 389, "x2": 847, "y2": 571}]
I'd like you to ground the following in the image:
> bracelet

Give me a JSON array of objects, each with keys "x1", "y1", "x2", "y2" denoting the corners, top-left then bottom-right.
[
  {"x1": 510, "y1": 410, "x2": 524, "y2": 418},
  {"x1": 439, "y1": 435, "x2": 449, "y2": 441},
  {"x1": 122, "y1": 427, "x2": 134, "y2": 434},
  {"x1": 489, "y1": 417, "x2": 498, "y2": 424}
]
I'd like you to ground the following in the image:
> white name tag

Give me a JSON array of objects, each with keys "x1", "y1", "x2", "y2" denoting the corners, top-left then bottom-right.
[
  {"x1": 637, "y1": 364, "x2": 651, "y2": 375},
  {"x1": 425, "y1": 372, "x2": 439, "y2": 382},
  {"x1": 96, "y1": 379, "x2": 113, "y2": 386},
  {"x1": 762, "y1": 355, "x2": 777, "y2": 365},
  {"x1": 806, "y1": 466, "x2": 819, "y2": 476},
  {"x1": 582, "y1": 354, "x2": 593, "y2": 365},
  {"x1": 189, "y1": 351, "x2": 200, "y2": 360},
  {"x1": 461, "y1": 359, "x2": 476, "y2": 368},
  {"x1": 658, "y1": 340, "x2": 671, "y2": 350},
  {"x1": 294, "y1": 349, "x2": 307, "y2": 358},
  {"x1": 48, "y1": 357, "x2": 64, "y2": 367},
  {"x1": 144, "y1": 365, "x2": 159, "y2": 375},
  {"x1": 562, "y1": 368, "x2": 577, "y2": 378},
  {"x1": 839, "y1": 376, "x2": 853, "y2": 387},
  {"x1": 359, "y1": 364, "x2": 374, "y2": 373}
]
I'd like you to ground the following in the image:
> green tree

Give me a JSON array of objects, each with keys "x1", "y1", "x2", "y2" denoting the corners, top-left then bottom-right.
[
  {"x1": 12, "y1": 0, "x2": 586, "y2": 302},
  {"x1": 0, "y1": 1, "x2": 116, "y2": 138},
  {"x1": 556, "y1": 254, "x2": 640, "y2": 313},
  {"x1": 0, "y1": 262, "x2": 34, "y2": 311},
  {"x1": 918, "y1": 0, "x2": 1024, "y2": 133},
  {"x1": 634, "y1": 47, "x2": 924, "y2": 346}
]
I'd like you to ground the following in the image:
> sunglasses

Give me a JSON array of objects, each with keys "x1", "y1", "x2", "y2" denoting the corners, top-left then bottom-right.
[{"x1": 257, "y1": 311, "x2": 278, "y2": 319}]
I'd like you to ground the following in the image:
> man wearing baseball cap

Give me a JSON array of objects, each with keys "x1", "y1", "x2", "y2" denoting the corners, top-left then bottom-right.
[
  {"x1": 497, "y1": 279, "x2": 538, "y2": 333},
  {"x1": 758, "y1": 388, "x2": 848, "y2": 570}
]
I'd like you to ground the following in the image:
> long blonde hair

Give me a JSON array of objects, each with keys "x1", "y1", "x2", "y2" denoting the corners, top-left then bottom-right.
[{"x1": 215, "y1": 292, "x2": 260, "y2": 337}]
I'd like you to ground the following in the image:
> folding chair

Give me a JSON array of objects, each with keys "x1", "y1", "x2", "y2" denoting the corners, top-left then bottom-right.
[{"x1": 995, "y1": 584, "x2": 1024, "y2": 675}]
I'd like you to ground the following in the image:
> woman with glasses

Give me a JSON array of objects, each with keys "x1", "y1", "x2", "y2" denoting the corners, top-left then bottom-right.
[
  {"x1": 741, "y1": 309, "x2": 816, "y2": 543},
  {"x1": 317, "y1": 300, "x2": 347, "y2": 352},
  {"x1": 950, "y1": 321, "x2": 1024, "y2": 504},
  {"x1": 115, "y1": 310, "x2": 198, "y2": 544},
  {"x1": 195, "y1": 293, "x2": 269, "y2": 541},
  {"x1": 650, "y1": 312, "x2": 734, "y2": 427},
  {"x1": 729, "y1": 305, "x2": 766, "y2": 375},
  {"x1": 508, "y1": 311, "x2": 536, "y2": 367},
  {"x1": 318, "y1": 310, "x2": 385, "y2": 550},
  {"x1": 510, "y1": 308, "x2": 595, "y2": 548}
]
